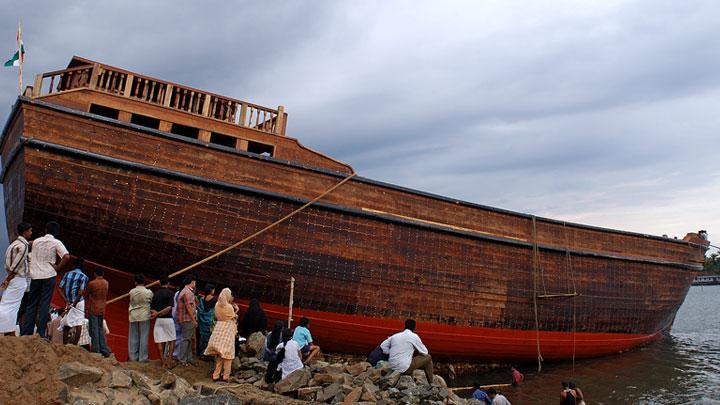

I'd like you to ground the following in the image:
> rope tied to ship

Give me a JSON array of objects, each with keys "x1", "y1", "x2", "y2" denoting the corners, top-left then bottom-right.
[{"x1": 106, "y1": 171, "x2": 357, "y2": 305}]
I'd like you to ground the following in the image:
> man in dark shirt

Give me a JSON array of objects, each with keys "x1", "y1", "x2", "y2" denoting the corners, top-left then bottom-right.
[
  {"x1": 150, "y1": 276, "x2": 176, "y2": 369},
  {"x1": 86, "y1": 267, "x2": 111, "y2": 357}
]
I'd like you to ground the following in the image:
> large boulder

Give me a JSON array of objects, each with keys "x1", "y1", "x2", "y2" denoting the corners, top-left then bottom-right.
[
  {"x1": 396, "y1": 375, "x2": 416, "y2": 390},
  {"x1": 341, "y1": 386, "x2": 362, "y2": 404},
  {"x1": 297, "y1": 386, "x2": 323, "y2": 401},
  {"x1": 247, "y1": 332, "x2": 266, "y2": 358},
  {"x1": 412, "y1": 369, "x2": 428, "y2": 385},
  {"x1": 109, "y1": 370, "x2": 133, "y2": 388},
  {"x1": 310, "y1": 372, "x2": 344, "y2": 386},
  {"x1": 274, "y1": 368, "x2": 311, "y2": 394},
  {"x1": 379, "y1": 371, "x2": 401, "y2": 389},
  {"x1": 179, "y1": 393, "x2": 242, "y2": 405},
  {"x1": 316, "y1": 382, "x2": 342, "y2": 402},
  {"x1": 57, "y1": 362, "x2": 104, "y2": 387},
  {"x1": 345, "y1": 362, "x2": 370, "y2": 376},
  {"x1": 130, "y1": 370, "x2": 160, "y2": 393}
]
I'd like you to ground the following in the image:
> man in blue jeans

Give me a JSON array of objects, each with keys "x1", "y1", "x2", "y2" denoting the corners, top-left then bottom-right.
[
  {"x1": 86, "y1": 267, "x2": 111, "y2": 357},
  {"x1": 21, "y1": 221, "x2": 71, "y2": 337}
]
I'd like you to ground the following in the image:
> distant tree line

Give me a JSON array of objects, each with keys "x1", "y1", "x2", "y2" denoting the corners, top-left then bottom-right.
[{"x1": 705, "y1": 252, "x2": 720, "y2": 273}]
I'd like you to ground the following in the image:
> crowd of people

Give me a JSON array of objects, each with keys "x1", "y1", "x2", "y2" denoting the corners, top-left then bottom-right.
[{"x1": 0, "y1": 220, "x2": 584, "y2": 403}]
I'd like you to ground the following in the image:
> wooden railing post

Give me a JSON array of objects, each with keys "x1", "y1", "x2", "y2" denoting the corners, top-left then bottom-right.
[
  {"x1": 238, "y1": 103, "x2": 248, "y2": 127},
  {"x1": 275, "y1": 105, "x2": 286, "y2": 135},
  {"x1": 33, "y1": 74, "x2": 42, "y2": 97},
  {"x1": 201, "y1": 95, "x2": 211, "y2": 117},
  {"x1": 164, "y1": 84, "x2": 174, "y2": 107},
  {"x1": 123, "y1": 74, "x2": 134, "y2": 97},
  {"x1": 88, "y1": 64, "x2": 99, "y2": 90}
]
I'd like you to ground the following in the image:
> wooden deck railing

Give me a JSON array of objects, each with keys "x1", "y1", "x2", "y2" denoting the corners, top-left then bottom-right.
[{"x1": 32, "y1": 63, "x2": 287, "y2": 135}]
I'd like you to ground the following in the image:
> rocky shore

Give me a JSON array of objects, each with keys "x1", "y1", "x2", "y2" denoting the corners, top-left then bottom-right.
[{"x1": 2, "y1": 333, "x2": 496, "y2": 404}]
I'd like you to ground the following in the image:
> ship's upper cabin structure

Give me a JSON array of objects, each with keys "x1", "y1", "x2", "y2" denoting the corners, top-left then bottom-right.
[{"x1": 25, "y1": 56, "x2": 351, "y2": 173}]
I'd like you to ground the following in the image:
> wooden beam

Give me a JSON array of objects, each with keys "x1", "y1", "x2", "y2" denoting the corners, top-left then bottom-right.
[
  {"x1": 236, "y1": 139, "x2": 249, "y2": 151},
  {"x1": 198, "y1": 130, "x2": 211, "y2": 143},
  {"x1": 118, "y1": 111, "x2": 132, "y2": 123},
  {"x1": 159, "y1": 121, "x2": 172, "y2": 132}
]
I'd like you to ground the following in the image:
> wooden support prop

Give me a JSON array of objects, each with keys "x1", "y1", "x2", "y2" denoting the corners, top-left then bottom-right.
[
  {"x1": 106, "y1": 172, "x2": 356, "y2": 305},
  {"x1": 449, "y1": 383, "x2": 512, "y2": 392},
  {"x1": 288, "y1": 276, "x2": 295, "y2": 327}
]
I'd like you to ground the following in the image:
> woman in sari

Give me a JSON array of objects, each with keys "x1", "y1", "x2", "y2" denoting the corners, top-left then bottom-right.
[{"x1": 204, "y1": 288, "x2": 238, "y2": 382}]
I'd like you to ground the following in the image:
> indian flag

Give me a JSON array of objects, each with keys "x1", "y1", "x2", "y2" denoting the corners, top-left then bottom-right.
[{"x1": 4, "y1": 24, "x2": 24, "y2": 67}]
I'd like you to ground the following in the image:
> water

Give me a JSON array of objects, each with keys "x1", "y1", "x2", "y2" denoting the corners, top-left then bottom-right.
[{"x1": 464, "y1": 286, "x2": 720, "y2": 404}]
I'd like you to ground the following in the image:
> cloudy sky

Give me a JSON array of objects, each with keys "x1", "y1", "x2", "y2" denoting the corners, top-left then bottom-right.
[{"x1": 0, "y1": 0, "x2": 718, "y2": 251}]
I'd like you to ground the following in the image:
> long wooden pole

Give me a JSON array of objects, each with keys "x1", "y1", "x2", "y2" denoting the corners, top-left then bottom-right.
[
  {"x1": 17, "y1": 22, "x2": 22, "y2": 94},
  {"x1": 107, "y1": 172, "x2": 356, "y2": 305},
  {"x1": 288, "y1": 276, "x2": 295, "y2": 327}
]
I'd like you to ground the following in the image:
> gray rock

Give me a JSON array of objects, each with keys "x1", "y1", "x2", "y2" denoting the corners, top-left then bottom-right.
[
  {"x1": 320, "y1": 364, "x2": 345, "y2": 374},
  {"x1": 363, "y1": 380, "x2": 379, "y2": 393},
  {"x1": 345, "y1": 361, "x2": 370, "y2": 376},
  {"x1": 247, "y1": 332, "x2": 265, "y2": 358},
  {"x1": 312, "y1": 372, "x2": 344, "y2": 385},
  {"x1": 298, "y1": 386, "x2": 323, "y2": 401},
  {"x1": 396, "y1": 375, "x2": 416, "y2": 390},
  {"x1": 274, "y1": 367, "x2": 311, "y2": 394},
  {"x1": 109, "y1": 370, "x2": 133, "y2": 388},
  {"x1": 178, "y1": 393, "x2": 241, "y2": 405},
  {"x1": 160, "y1": 373, "x2": 177, "y2": 389},
  {"x1": 432, "y1": 375, "x2": 447, "y2": 388},
  {"x1": 412, "y1": 369, "x2": 428, "y2": 385},
  {"x1": 237, "y1": 369, "x2": 257, "y2": 380},
  {"x1": 317, "y1": 382, "x2": 342, "y2": 402},
  {"x1": 379, "y1": 371, "x2": 402, "y2": 389},
  {"x1": 173, "y1": 376, "x2": 194, "y2": 398},
  {"x1": 130, "y1": 370, "x2": 160, "y2": 393},
  {"x1": 159, "y1": 389, "x2": 179, "y2": 405},
  {"x1": 57, "y1": 362, "x2": 104, "y2": 387}
]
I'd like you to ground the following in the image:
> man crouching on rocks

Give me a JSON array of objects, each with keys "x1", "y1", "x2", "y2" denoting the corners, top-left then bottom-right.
[{"x1": 381, "y1": 319, "x2": 434, "y2": 384}]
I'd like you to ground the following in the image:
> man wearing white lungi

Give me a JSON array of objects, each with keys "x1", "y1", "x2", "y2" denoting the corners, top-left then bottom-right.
[
  {"x1": 58, "y1": 258, "x2": 89, "y2": 344},
  {"x1": 151, "y1": 276, "x2": 176, "y2": 369},
  {"x1": 21, "y1": 221, "x2": 71, "y2": 337},
  {"x1": 0, "y1": 222, "x2": 33, "y2": 335}
]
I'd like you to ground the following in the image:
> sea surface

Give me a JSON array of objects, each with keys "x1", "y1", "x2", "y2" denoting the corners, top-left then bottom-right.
[{"x1": 466, "y1": 285, "x2": 720, "y2": 404}]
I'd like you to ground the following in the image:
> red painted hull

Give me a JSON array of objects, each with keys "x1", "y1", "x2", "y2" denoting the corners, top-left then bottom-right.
[{"x1": 52, "y1": 264, "x2": 664, "y2": 362}]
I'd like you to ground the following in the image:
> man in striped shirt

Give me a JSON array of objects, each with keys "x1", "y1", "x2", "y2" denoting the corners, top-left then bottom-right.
[
  {"x1": 58, "y1": 258, "x2": 89, "y2": 344},
  {"x1": 0, "y1": 222, "x2": 32, "y2": 335}
]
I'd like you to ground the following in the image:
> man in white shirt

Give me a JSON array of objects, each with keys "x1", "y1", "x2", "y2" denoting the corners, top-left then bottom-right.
[
  {"x1": 21, "y1": 221, "x2": 71, "y2": 337},
  {"x1": 380, "y1": 319, "x2": 434, "y2": 384},
  {"x1": 0, "y1": 222, "x2": 32, "y2": 335},
  {"x1": 487, "y1": 388, "x2": 512, "y2": 405}
]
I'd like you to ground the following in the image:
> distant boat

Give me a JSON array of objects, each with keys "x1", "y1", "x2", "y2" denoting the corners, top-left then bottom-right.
[
  {"x1": 692, "y1": 274, "x2": 720, "y2": 286},
  {"x1": 0, "y1": 56, "x2": 709, "y2": 362}
]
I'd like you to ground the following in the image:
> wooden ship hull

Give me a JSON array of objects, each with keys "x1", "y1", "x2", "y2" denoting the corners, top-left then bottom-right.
[{"x1": 0, "y1": 57, "x2": 706, "y2": 362}]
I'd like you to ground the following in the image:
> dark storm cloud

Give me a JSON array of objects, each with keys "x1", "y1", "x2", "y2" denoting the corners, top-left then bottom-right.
[{"x1": 0, "y1": 0, "x2": 718, "y2": 249}]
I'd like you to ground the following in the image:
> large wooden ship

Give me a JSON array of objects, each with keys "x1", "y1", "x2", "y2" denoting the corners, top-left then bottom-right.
[{"x1": 0, "y1": 57, "x2": 707, "y2": 362}]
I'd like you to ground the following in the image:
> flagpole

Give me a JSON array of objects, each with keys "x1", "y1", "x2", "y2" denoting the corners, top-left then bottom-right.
[{"x1": 17, "y1": 22, "x2": 22, "y2": 95}]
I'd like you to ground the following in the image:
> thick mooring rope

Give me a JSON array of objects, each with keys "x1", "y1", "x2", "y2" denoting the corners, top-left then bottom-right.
[{"x1": 107, "y1": 171, "x2": 357, "y2": 305}]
